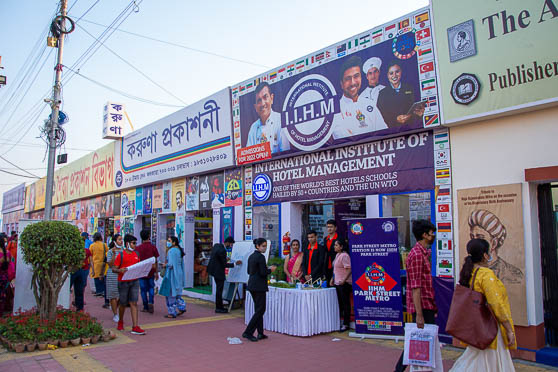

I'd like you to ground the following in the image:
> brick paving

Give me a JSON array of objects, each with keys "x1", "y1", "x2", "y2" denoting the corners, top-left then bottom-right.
[{"x1": 1, "y1": 287, "x2": 556, "y2": 371}]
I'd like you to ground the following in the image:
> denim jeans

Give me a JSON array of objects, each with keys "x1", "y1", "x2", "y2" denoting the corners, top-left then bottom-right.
[
  {"x1": 139, "y1": 277, "x2": 155, "y2": 310},
  {"x1": 94, "y1": 277, "x2": 105, "y2": 295},
  {"x1": 72, "y1": 269, "x2": 89, "y2": 311}
]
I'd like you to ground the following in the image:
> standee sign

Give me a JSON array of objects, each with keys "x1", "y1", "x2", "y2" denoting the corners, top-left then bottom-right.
[
  {"x1": 252, "y1": 132, "x2": 433, "y2": 204},
  {"x1": 114, "y1": 88, "x2": 235, "y2": 189},
  {"x1": 232, "y1": 8, "x2": 440, "y2": 164}
]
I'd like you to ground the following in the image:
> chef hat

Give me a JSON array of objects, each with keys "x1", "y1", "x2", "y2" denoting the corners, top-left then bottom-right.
[{"x1": 363, "y1": 57, "x2": 382, "y2": 73}]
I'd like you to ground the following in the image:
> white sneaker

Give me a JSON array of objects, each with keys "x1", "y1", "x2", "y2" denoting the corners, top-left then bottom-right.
[{"x1": 113, "y1": 314, "x2": 119, "y2": 322}]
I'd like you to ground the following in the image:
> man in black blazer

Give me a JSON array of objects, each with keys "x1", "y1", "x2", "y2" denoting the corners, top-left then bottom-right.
[
  {"x1": 207, "y1": 238, "x2": 241, "y2": 313},
  {"x1": 243, "y1": 238, "x2": 277, "y2": 342},
  {"x1": 302, "y1": 230, "x2": 326, "y2": 282}
]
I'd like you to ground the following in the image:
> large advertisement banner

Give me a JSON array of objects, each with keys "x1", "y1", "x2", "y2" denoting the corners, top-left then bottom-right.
[
  {"x1": 457, "y1": 183, "x2": 527, "y2": 325},
  {"x1": 252, "y1": 131, "x2": 433, "y2": 204},
  {"x1": 2, "y1": 183, "x2": 25, "y2": 214},
  {"x1": 431, "y1": 0, "x2": 558, "y2": 124},
  {"x1": 114, "y1": 88, "x2": 234, "y2": 189},
  {"x1": 348, "y1": 218, "x2": 404, "y2": 336},
  {"x1": 233, "y1": 8, "x2": 439, "y2": 165},
  {"x1": 53, "y1": 142, "x2": 115, "y2": 205}
]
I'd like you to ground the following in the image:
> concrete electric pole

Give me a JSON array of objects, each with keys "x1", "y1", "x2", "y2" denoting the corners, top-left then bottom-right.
[{"x1": 44, "y1": 0, "x2": 68, "y2": 221}]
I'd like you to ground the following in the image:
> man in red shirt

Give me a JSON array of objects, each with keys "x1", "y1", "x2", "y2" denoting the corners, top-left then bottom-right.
[
  {"x1": 135, "y1": 229, "x2": 159, "y2": 314},
  {"x1": 302, "y1": 230, "x2": 325, "y2": 282},
  {"x1": 323, "y1": 219, "x2": 338, "y2": 286},
  {"x1": 113, "y1": 234, "x2": 146, "y2": 335},
  {"x1": 395, "y1": 219, "x2": 437, "y2": 372}
]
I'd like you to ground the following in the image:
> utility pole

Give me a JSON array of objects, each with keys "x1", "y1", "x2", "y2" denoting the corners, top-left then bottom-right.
[{"x1": 44, "y1": 0, "x2": 67, "y2": 221}]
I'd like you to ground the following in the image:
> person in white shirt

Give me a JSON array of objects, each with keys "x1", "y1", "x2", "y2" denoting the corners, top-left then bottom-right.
[
  {"x1": 246, "y1": 83, "x2": 290, "y2": 153},
  {"x1": 361, "y1": 57, "x2": 385, "y2": 108},
  {"x1": 332, "y1": 56, "x2": 387, "y2": 140}
]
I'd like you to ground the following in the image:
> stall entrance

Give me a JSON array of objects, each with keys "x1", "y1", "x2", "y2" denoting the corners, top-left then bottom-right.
[
  {"x1": 538, "y1": 183, "x2": 558, "y2": 346},
  {"x1": 193, "y1": 210, "x2": 212, "y2": 294}
]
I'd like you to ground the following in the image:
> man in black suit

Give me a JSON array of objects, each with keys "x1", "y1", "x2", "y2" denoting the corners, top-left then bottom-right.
[
  {"x1": 243, "y1": 238, "x2": 277, "y2": 342},
  {"x1": 207, "y1": 237, "x2": 241, "y2": 313},
  {"x1": 303, "y1": 230, "x2": 326, "y2": 283}
]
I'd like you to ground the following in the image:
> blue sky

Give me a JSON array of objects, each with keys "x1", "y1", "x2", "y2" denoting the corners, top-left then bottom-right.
[{"x1": 0, "y1": 0, "x2": 428, "y2": 207}]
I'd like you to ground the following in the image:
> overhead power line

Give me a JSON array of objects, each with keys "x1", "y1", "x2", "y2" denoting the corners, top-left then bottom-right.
[
  {"x1": 0, "y1": 168, "x2": 40, "y2": 179},
  {"x1": 76, "y1": 18, "x2": 271, "y2": 69},
  {"x1": 0, "y1": 154, "x2": 41, "y2": 178}
]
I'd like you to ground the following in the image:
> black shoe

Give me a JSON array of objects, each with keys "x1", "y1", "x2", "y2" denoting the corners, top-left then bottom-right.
[
  {"x1": 102, "y1": 303, "x2": 110, "y2": 309},
  {"x1": 257, "y1": 334, "x2": 268, "y2": 340},
  {"x1": 242, "y1": 333, "x2": 258, "y2": 342},
  {"x1": 215, "y1": 308, "x2": 228, "y2": 313}
]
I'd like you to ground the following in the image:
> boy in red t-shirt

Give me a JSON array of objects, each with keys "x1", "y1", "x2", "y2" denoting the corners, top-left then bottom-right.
[{"x1": 113, "y1": 234, "x2": 146, "y2": 335}]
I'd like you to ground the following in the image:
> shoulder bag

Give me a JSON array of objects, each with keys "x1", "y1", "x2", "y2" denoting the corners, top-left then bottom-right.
[{"x1": 445, "y1": 268, "x2": 498, "y2": 349}]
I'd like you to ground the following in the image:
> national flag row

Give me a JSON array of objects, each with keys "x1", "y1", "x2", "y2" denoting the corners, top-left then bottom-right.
[{"x1": 231, "y1": 10, "x2": 431, "y2": 97}]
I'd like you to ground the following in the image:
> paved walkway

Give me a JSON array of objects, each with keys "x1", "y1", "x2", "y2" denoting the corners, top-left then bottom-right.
[{"x1": 1, "y1": 289, "x2": 556, "y2": 372}]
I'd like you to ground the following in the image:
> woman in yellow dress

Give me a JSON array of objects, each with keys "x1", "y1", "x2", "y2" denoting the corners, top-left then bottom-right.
[
  {"x1": 450, "y1": 238, "x2": 516, "y2": 371},
  {"x1": 89, "y1": 232, "x2": 108, "y2": 298}
]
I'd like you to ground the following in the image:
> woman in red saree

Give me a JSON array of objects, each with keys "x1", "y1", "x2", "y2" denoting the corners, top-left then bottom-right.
[{"x1": 283, "y1": 239, "x2": 303, "y2": 283}]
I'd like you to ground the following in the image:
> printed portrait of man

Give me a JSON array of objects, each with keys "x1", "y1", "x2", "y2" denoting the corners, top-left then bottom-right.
[
  {"x1": 332, "y1": 55, "x2": 387, "y2": 140},
  {"x1": 175, "y1": 190, "x2": 184, "y2": 211},
  {"x1": 468, "y1": 209, "x2": 524, "y2": 285},
  {"x1": 246, "y1": 82, "x2": 289, "y2": 153},
  {"x1": 361, "y1": 56, "x2": 385, "y2": 108}
]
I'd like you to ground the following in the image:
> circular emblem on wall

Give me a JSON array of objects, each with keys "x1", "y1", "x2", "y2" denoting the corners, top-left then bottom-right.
[
  {"x1": 392, "y1": 29, "x2": 419, "y2": 60},
  {"x1": 350, "y1": 222, "x2": 364, "y2": 235},
  {"x1": 382, "y1": 221, "x2": 396, "y2": 233},
  {"x1": 451, "y1": 73, "x2": 481, "y2": 105},
  {"x1": 252, "y1": 174, "x2": 272, "y2": 202},
  {"x1": 281, "y1": 74, "x2": 340, "y2": 151},
  {"x1": 115, "y1": 170, "x2": 123, "y2": 188},
  {"x1": 365, "y1": 263, "x2": 385, "y2": 285}
]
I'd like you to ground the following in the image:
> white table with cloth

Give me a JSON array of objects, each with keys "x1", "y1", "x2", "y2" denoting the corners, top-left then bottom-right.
[{"x1": 244, "y1": 286, "x2": 340, "y2": 337}]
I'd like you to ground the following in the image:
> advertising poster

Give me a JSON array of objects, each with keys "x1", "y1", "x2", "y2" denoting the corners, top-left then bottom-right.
[
  {"x1": 128, "y1": 189, "x2": 136, "y2": 216},
  {"x1": 348, "y1": 217, "x2": 404, "y2": 336},
  {"x1": 114, "y1": 88, "x2": 235, "y2": 189},
  {"x1": 2, "y1": 183, "x2": 25, "y2": 214},
  {"x1": 199, "y1": 175, "x2": 211, "y2": 209},
  {"x1": 113, "y1": 193, "x2": 121, "y2": 217},
  {"x1": 24, "y1": 184, "x2": 35, "y2": 213},
  {"x1": 175, "y1": 209, "x2": 186, "y2": 247},
  {"x1": 431, "y1": 0, "x2": 558, "y2": 124},
  {"x1": 225, "y1": 168, "x2": 243, "y2": 207},
  {"x1": 221, "y1": 207, "x2": 234, "y2": 243},
  {"x1": 34, "y1": 178, "x2": 46, "y2": 210},
  {"x1": 457, "y1": 183, "x2": 527, "y2": 325},
  {"x1": 135, "y1": 187, "x2": 143, "y2": 215},
  {"x1": 153, "y1": 184, "x2": 163, "y2": 210},
  {"x1": 252, "y1": 132, "x2": 433, "y2": 204},
  {"x1": 172, "y1": 178, "x2": 186, "y2": 212},
  {"x1": 143, "y1": 186, "x2": 153, "y2": 214},
  {"x1": 52, "y1": 142, "x2": 115, "y2": 205},
  {"x1": 209, "y1": 173, "x2": 225, "y2": 208},
  {"x1": 75, "y1": 219, "x2": 88, "y2": 233},
  {"x1": 63, "y1": 204, "x2": 70, "y2": 220},
  {"x1": 233, "y1": 8, "x2": 439, "y2": 165},
  {"x1": 162, "y1": 182, "x2": 172, "y2": 213},
  {"x1": 186, "y1": 176, "x2": 199, "y2": 211}
]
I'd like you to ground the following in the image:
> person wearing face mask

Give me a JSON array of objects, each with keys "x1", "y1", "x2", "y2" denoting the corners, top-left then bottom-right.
[
  {"x1": 449, "y1": 239, "x2": 516, "y2": 371},
  {"x1": 113, "y1": 234, "x2": 146, "y2": 335},
  {"x1": 163, "y1": 236, "x2": 186, "y2": 318},
  {"x1": 395, "y1": 219, "x2": 437, "y2": 372},
  {"x1": 242, "y1": 238, "x2": 277, "y2": 342},
  {"x1": 106, "y1": 234, "x2": 124, "y2": 322}
]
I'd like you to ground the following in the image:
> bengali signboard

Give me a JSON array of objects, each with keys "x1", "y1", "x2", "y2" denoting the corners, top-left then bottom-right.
[
  {"x1": 52, "y1": 142, "x2": 115, "y2": 205},
  {"x1": 348, "y1": 217, "x2": 404, "y2": 336},
  {"x1": 2, "y1": 183, "x2": 25, "y2": 213},
  {"x1": 114, "y1": 88, "x2": 235, "y2": 189},
  {"x1": 252, "y1": 131, "x2": 433, "y2": 204},
  {"x1": 233, "y1": 8, "x2": 439, "y2": 165},
  {"x1": 431, "y1": 0, "x2": 558, "y2": 124}
]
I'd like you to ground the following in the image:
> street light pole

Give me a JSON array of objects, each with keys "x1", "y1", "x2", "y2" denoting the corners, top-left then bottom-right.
[{"x1": 44, "y1": 0, "x2": 67, "y2": 221}]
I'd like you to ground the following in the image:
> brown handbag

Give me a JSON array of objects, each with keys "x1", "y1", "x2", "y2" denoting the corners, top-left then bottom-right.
[{"x1": 446, "y1": 268, "x2": 498, "y2": 350}]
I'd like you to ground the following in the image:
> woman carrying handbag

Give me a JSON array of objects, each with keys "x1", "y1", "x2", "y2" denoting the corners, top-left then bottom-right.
[{"x1": 449, "y1": 239, "x2": 516, "y2": 371}]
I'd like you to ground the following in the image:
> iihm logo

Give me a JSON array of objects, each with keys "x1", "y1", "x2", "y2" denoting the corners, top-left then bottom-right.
[
  {"x1": 281, "y1": 74, "x2": 340, "y2": 151},
  {"x1": 252, "y1": 174, "x2": 272, "y2": 202}
]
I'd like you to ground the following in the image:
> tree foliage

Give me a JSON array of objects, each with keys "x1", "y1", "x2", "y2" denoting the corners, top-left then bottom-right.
[{"x1": 20, "y1": 221, "x2": 84, "y2": 321}]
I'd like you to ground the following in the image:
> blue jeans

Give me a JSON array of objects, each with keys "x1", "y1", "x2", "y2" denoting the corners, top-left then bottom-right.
[
  {"x1": 72, "y1": 269, "x2": 89, "y2": 311},
  {"x1": 139, "y1": 277, "x2": 155, "y2": 310},
  {"x1": 94, "y1": 277, "x2": 105, "y2": 295}
]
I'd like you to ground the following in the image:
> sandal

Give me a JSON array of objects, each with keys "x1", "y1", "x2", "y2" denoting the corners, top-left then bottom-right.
[
  {"x1": 177, "y1": 310, "x2": 186, "y2": 316},
  {"x1": 140, "y1": 309, "x2": 149, "y2": 312},
  {"x1": 164, "y1": 314, "x2": 176, "y2": 319}
]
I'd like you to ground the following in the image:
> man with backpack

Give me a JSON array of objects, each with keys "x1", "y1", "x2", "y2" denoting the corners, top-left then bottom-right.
[{"x1": 113, "y1": 234, "x2": 146, "y2": 335}]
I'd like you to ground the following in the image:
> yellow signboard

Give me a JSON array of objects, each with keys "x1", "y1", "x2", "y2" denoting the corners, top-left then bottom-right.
[{"x1": 432, "y1": 0, "x2": 558, "y2": 124}]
